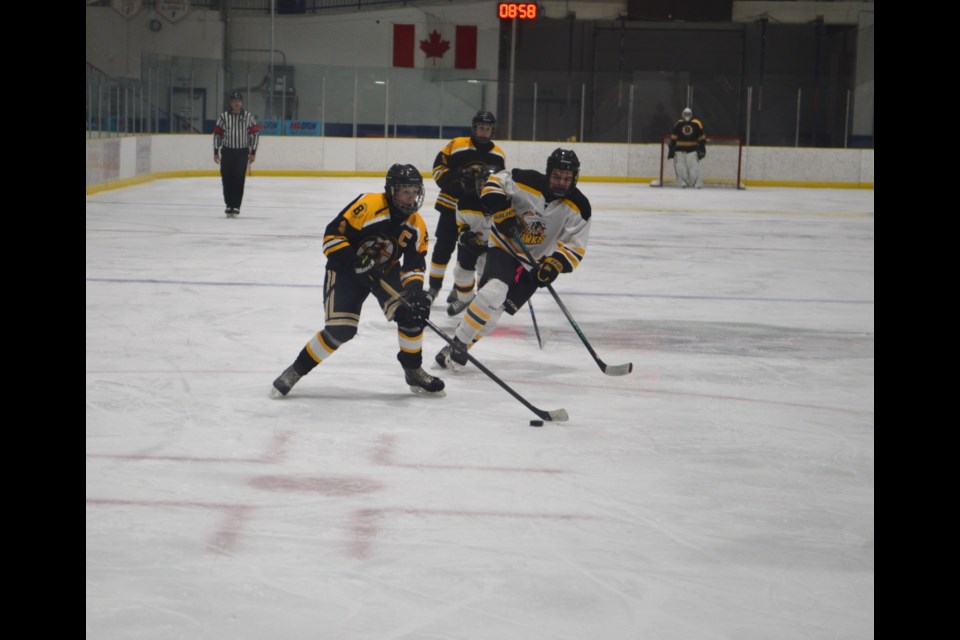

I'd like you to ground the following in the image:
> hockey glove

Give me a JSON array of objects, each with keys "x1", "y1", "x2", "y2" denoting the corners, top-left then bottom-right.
[
  {"x1": 404, "y1": 289, "x2": 432, "y2": 324},
  {"x1": 697, "y1": 150, "x2": 706, "y2": 160},
  {"x1": 458, "y1": 230, "x2": 487, "y2": 256},
  {"x1": 667, "y1": 149, "x2": 675, "y2": 160},
  {"x1": 492, "y1": 207, "x2": 521, "y2": 236},
  {"x1": 535, "y1": 256, "x2": 564, "y2": 288},
  {"x1": 352, "y1": 254, "x2": 382, "y2": 288}
]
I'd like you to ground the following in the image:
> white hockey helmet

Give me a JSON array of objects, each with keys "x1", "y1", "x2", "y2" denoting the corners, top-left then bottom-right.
[{"x1": 682, "y1": 108, "x2": 693, "y2": 121}]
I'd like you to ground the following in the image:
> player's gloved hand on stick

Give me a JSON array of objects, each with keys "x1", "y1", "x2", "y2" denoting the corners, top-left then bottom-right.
[
  {"x1": 352, "y1": 254, "x2": 381, "y2": 288},
  {"x1": 493, "y1": 207, "x2": 521, "y2": 236},
  {"x1": 458, "y1": 230, "x2": 487, "y2": 256},
  {"x1": 535, "y1": 256, "x2": 563, "y2": 288},
  {"x1": 404, "y1": 289, "x2": 432, "y2": 324}
]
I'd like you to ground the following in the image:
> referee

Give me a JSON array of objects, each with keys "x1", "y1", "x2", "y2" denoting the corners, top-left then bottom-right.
[{"x1": 213, "y1": 91, "x2": 260, "y2": 217}]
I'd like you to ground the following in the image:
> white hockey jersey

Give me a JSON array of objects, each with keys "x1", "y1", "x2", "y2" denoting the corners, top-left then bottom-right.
[{"x1": 482, "y1": 168, "x2": 592, "y2": 273}]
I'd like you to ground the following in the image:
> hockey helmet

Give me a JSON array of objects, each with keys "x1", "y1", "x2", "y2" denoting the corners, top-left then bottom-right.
[
  {"x1": 682, "y1": 107, "x2": 692, "y2": 121},
  {"x1": 230, "y1": 91, "x2": 244, "y2": 101},
  {"x1": 471, "y1": 111, "x2": 497, "y2": 142},
  {"x1": 460, "y1": 163, "x2": 496, "y2": 196},
  {"x1": 384, "y1": 164, "x2": 425, "y2": 220},
  {"x1": 545, "y1": 148, "x2": 580, "y2": 198}
]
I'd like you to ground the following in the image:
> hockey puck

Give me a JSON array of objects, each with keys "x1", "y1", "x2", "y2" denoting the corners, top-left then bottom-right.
[{"x1": 529, "y1": 420, "x2": 544, "y2": 427}]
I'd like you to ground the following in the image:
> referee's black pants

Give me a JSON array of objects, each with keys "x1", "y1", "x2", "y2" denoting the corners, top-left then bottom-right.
[{"x1": 220, "y1": 148, "x2": 250, "y2": 209}]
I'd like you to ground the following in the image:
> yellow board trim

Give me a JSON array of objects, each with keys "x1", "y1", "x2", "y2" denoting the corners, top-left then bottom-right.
[{"x1": 86, "y1": 170, "x2": 873, "y2": 195}]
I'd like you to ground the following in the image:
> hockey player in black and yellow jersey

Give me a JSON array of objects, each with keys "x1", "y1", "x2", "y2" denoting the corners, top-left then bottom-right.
[
  {"x1": 271, "y1": 164, "x2": 445, "y2": 398},
  {"x1": 445, "y1": 164, "x2": 498, "y2": 316},
  {"x1": 435, "y1": 149, "x2": 592, "y2": 371},
  {"x1": 667, "y1": 107, "x2": 706, "y2": 188},
  {"x1": 428, "y1": 111, "x2": 506, "y2": 304}
]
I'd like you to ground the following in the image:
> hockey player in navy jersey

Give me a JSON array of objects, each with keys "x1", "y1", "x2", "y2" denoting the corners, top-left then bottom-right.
[
  {"x1": 667, "y1": 107, "x2": 706, "y2": 188},
  {"x1": 271, "y1": 164, "x2": 445, "y2": 398},
  {"x1": 427, "y1": 111, "x2": 506, "y2": 304}
]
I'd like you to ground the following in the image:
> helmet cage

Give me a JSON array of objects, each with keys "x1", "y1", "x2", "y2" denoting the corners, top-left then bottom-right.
[
  {"x1": 545, "y1": 148, "x2": 580, "y2": 198},
  {"x1": 471, "y1": 111, "x2": 497, "y2": 142},
  {"x1": 385, "y1": 164, "x2": 425, "y2": 218},
  {"x1": 461, "y1": 163, "x2": 496, "y2": 196}
]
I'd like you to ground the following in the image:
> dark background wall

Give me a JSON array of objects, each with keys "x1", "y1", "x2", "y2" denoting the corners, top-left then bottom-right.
[{"x1": 498, "y1": 16, "x2": 861, "y2": 147}]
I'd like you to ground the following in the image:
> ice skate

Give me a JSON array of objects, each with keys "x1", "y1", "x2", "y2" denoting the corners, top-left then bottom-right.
[
  {"x1": 434, "y1": 338, "x2": 468, "y2": 372},
  {"x1": 271, "y1": 365, "x2": 302, "y2": 398},
  {"x1": 404, "y1": 366, "x2": 446, "y2": 396},
  {"x1": 446, "y1": 293, "x2": 475, "y2": 317}
]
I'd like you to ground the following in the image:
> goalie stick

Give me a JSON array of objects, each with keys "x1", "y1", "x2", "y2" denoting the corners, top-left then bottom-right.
[
  {"x1": 377, "y1": 278, "x2": 569, "y2": 422},
  {"x1": 512, "y1": 232, "x2": 633, "y2": 376}
]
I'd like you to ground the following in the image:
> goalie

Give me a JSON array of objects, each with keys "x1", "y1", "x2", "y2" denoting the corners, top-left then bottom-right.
[{"x1": 667, "y1": 107, "x2": 706, "y2": 188}]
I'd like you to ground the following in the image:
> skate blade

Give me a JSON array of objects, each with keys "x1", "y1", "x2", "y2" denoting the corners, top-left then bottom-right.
[{"x1": 408, "y1": 385, "x2": 446, "y2": 397}]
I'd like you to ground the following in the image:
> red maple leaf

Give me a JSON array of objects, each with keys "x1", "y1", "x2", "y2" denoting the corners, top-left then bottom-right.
[{"x1": 419, "y1": 30, "x2": 450, "y2": 64}]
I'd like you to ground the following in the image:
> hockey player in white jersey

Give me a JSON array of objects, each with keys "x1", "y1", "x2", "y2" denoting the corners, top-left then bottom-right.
[{"x1": 435, "y1": 148, "x2": 591, "y2": 370}]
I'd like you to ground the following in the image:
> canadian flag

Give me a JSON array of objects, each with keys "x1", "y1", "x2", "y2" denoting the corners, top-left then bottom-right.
[{"x1": 393, "y1": 23, "x2": 477, "y2": 69}]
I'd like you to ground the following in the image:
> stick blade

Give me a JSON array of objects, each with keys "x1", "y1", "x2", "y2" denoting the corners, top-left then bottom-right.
[
  {"x1": 602, "y1": 362, "x2": 633, "y2": 376},
  {"x1": 539, "y1": 408, "x2": 569, "y2": 422}
]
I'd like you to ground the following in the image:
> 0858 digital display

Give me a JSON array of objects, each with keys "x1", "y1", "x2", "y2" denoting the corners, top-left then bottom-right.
[{"x1": 498, "y1": 3, "x2": 538, "y2": 20}]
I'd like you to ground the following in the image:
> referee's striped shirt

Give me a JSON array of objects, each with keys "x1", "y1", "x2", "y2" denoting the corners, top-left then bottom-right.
[{"x1": 213, "y1": 110, "x2": 260, "y2": 153}]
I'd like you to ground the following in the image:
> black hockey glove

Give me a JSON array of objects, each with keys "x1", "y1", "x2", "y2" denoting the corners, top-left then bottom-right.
[
  {"x1": 404, "y1": 288, "x2": 432, "y2": 324},
  {"x1": 697, "y1": 149, "x2": 706, "y2": 160},
  {"x1": 492, "y1": 207, "x2": 521, "y2": 236},
  {"x1": 535, "y1": 256, "x2": 563, "y2": 288},
  {"x1": 667, "y1": 142, "x2": 676, "y2": 160},
  {"x1": 458, "y1": 230, "x2": 487, "y2": 256},
  {"x1": 352, "y1": 254, "x2": 382, "y2": 288}
]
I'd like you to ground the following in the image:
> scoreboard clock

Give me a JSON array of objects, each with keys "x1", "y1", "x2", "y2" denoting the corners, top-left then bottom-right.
[{"x1": 498, "y1": 2, "x2": 539, "y2": 20}]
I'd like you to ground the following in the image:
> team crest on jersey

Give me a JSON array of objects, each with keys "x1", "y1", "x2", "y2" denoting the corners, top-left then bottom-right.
[
  {"x1": 681, "y1": 124, "x2": 694, "y2": 136},
  {"x1": 519, "y1": 214, "x2": 546, "y2": 246},
  {"x1": 356, "y1": 234, "x2": 399, "y2": 267}
]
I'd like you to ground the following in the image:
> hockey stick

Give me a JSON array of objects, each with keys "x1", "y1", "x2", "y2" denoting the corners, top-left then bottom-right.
[
  {"x1": 378, "y1": 278, "x2": 569, "y2": 422},
  {"x1": 528, "y1": 297, "x2": 544, "y2": 349},
  {"x1": 512, "y1": 232, "x2": 633, "y2": 376}
]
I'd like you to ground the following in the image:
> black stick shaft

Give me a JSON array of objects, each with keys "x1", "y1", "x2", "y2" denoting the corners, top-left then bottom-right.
[
  {"x1": 512, "y1": 232, "x2": 633, "y2": 376},
  {"x1": 377, "y1": 279, "x2": 569, "y2": 421},
  {"x1": 528, "y1": 298, "x2": 543, "y2": 349}
]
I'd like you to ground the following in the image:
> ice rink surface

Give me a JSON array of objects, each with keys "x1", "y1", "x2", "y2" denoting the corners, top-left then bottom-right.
[{"x1": 86, "y1": 176, "x2": 874, "y2": 640}]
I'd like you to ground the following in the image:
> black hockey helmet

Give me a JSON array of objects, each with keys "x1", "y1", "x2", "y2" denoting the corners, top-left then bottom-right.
[
  {"x1": 460, "y1": 162, "x2": 497, "y2": 196},
  {"x1": 230, "y1": 91, "x2": 243, "y2": 101},
  {"x1": 384, "y1": 163, "x2": 425, "y2": 220},
  {"x1": 471, "y1": 111, "x2": 497, "y2": 142},
  {"x1": 545, "y1": 148, "x2": 580, "y2": 198}
]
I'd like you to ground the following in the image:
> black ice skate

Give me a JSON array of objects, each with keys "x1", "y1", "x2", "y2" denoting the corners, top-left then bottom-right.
[
  {"x1": 426, "y1": 287, "x2": 440, "y2": 302},
  {"x1": 403, "y1": 366, "x2": 446, "y2": 396},
  {"x1": 271, "y1": 365, "x2": 302, "y2": 398},
  {"x1": 445, "y1": 289, "x2": 458, "y2": 304},
  {"x1": 434, "y1": 338, "x2": 468, "y2": 372},
  {"x1": 446, "y1": 293, "x2": 475, "y2": 316}
]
